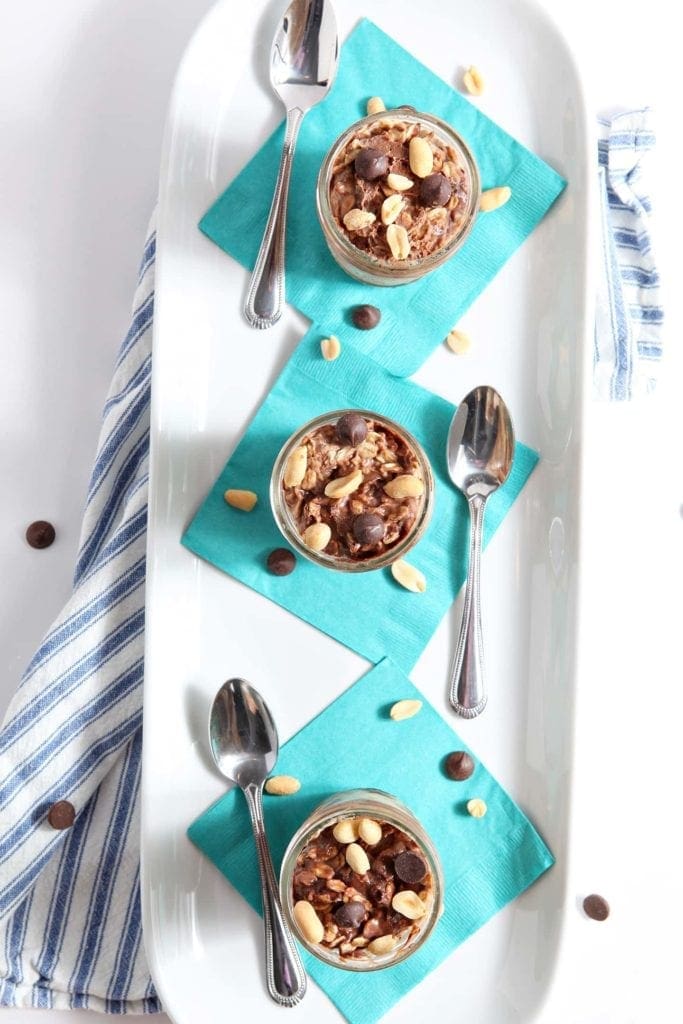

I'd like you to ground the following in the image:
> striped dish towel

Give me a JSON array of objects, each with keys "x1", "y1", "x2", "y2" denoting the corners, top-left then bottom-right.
[
  {"x1": 595, "y1": 108, "x2": 664, "y2": 400},
  {"x1": 0, "y1": 220, "x2": 158, "y2": 1012}
]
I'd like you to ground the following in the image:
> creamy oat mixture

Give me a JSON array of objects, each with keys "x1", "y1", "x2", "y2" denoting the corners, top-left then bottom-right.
[
  {"x1": 329, "y1": 115, "x2": 470, "y2": 262},
  {"x1": 282, "y1": 413, "x2": 425, "y2": 561}
]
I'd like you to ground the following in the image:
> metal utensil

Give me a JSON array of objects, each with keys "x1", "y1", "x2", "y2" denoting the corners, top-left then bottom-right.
[
  {"x1": 244, "y1": 0, "x2": 338, "y2": 329},
  {"x1": 446, "y1": 386, "x2": 515, "y2": 718},
  {"x1": 208, "y1": 678, "x2": 307, "y2": 1006}
]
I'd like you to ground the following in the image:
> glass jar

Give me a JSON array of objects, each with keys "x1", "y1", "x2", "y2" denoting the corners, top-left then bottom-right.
[
  {"x1": 316, "y1": 107, "x2": 480, "y2": 286},
  {"x1": 279, "y1": 789, "x2": 444, "y2": 971},
  {"x1": 269, "y1": 409, "x2": 434, "y2": 573}
]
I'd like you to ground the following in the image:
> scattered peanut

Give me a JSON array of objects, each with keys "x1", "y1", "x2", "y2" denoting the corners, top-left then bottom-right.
[
  {"x1": 284, "y1": 446, "x2": 308, "y2": 487},
  {"x1": 383, "y1": 474, "x2": 424, "y2": 499},
  {"x1": 386, "y1": 223, "x2": 410, "y2": 260},
  {"x1": 264, "y1": 775, "x2": 301, "y2": 796},
  {"x1": 320, "y1": 335, "x2": 341, "y2": 361},
  {"x1": 223, "y1": 489, "x2": 257, "y2": 512},
  {"x1": 303, "y1": 522, "x2": 332, "y2": 551},
  {"x1": 480, "y1": 186, "x2": 512, "y2": 212},
  {"x1": 463, "y1": 65, "x2": 485, "y2": 96},
  {"x1": 332, "y1": 818, "x2": 360, "y2": 844},
  {"x1": 293, "y1": 900, "x2": 325, "y2": 944},
  {"x1": 343, "y1": 208, "x2": 377, "y2": 231},
  {"x1": 386, "y1": 172, "x2": 414, "y2": 191},
  {"x1": 391, "y1": 890, "x2": 426, "y2": 920},
  {"x1": 445, "y1": 328, "x2": 471, "y2": 355},
  {"x1": 367, "y1": 934, "x2": 398, "y2": 955},
  {"x1": 324, "y1": 469, "x2": 364, "y2": 499},
  {"x1": 345, "y1": 842, "x2": 371, "y2": 875},
  {"x1": 408, "y1": 136, "x2": 434, "y2": 178},
  {"x1": 467, "y1": 798, "x2": 488, "y2": 818},
  {"x1": 366, "y1": 96, "x2": 386, "y2": 115},
  {"x1": 391, "y1": 559, "x2": 427, "y2": 593},
  {"x1": 389, "y1": 698, "x2": 423, "y2": 721},
  {"x1": 381, "y1": 194, "x2": 404, "y2": 226},
  {"x1": 358, "y1": 818, "x2": 383, "y2": 845}
]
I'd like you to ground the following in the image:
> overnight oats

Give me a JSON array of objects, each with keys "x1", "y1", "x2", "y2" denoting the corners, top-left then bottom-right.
[
  {"x1": 317, "y1": 107, "x2": 480, "y2": 285},
  {"x1": 279, "y1": 790, "x2": 443, "y2": 970},
  {"x1": 269, "y1": 410, "x2": 433, "y2": 572}
]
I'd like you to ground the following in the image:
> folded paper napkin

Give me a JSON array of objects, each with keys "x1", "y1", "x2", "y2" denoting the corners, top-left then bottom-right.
[
  {"x1": 188, "y1": 658, "x2": 554, "y2": 1024},
  {"x1": 595, "y1": 108, "x2": 663, "y2": 400},
  {"x1": 200, "y1": 18, "x2": 566, "y2": 377},
  {"x1": 182, "y1": 330, "x2": 538, "y2": 672}
]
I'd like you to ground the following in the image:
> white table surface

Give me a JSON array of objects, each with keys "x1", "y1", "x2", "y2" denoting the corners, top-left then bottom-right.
[{"x1": 1, "y1": 1, "x2": 681, "y2": 1021}]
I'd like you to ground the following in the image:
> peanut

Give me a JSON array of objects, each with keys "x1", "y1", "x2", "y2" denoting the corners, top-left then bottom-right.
[
  {"x1": 381, "y1": 194, "x2": 404, "y2": 225},
  {"x1": 324, "y1": 469, "x2": 364, "y2": 499},
  {"x1": 383, "y1": 474, "x2": 424, "y2": 499},
  {"x1": 358, "y1": 818, "x2": 382, "y2": 845},
  {"x1": 302, "y1": 522, "x2": 331, "y2": 551},
  {"x1": 386, "y1": 172, "x2": 414, "y2": 191},
  {"x1": 386, "y1": 223, "x2": 410, "y2": 260},
  {"x1": 389, "y1": 698, "x2": 423, "y2": 721},
  {"x1": 391, "y1": 559, "x2": 427, "y2": 593},
  {"x1": 293, "y1": 900, "x2": 324, "y2": 944},
  {"x1": 345, "y1": 842, "x2": 371, "y2": 875},
  {"x1": 445, "y1": 328, "x2": 471, "y2": 355},
  {"x1": 223, "y1": 489, "x2": 257, "y2": 512},
  {"x1": 284, "y1": 446, "x2": 307, "y2": 487},
  {"x1": 408, "y1": 136, "x2": 434, "y2": 178},
  {"x1": 264, "y1": 775, "x2": 300, "y2": 796},
  {"x1": 480, "y1": 186, "x2": 512, "y2": 212},
  {"x1": 391, "y1": 890, "x2": 426, "y2": 920},
  {"x1": 366, "y1": 96, "x2": 386, "y2": 115},
  {"x1": 368, "y1": 934, "x2": 398, "y2": 955},
  {"x1": 343, "y1": 208, "x2": 376, "y2": 231},
  {"x1": 332, "y1": 818, "x2": 360, "y2": 844},
  {"x1": 467, "y1": 797, "x2": 488, "y2": 818},
  {"x1": 463, "y1": 65, "x2": 485, "y2": 96},
  {"x1": 320, "y1": 335, "x2": 341, "y2": 361}
]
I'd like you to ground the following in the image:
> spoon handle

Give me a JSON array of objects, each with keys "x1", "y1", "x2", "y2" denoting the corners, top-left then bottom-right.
[
  {"x1": 243, "y1": 783, "x2": 307, "y2": 1005},
  {"x1": 244, "y1": 106, "x2": 304, "y2": 330},
  {"x1": 449, "y1": 493, "x2": 488, "y2": 718}
]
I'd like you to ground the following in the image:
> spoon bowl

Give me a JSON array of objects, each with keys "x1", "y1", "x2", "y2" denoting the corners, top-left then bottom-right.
[{"x1": 446, "y1": 387, "x2": 515, "y2": 717}]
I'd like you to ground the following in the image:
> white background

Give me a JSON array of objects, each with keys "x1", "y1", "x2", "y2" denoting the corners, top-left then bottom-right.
[{"x1": 1, "y1": 1, "x2": 681, "y2": 1022}]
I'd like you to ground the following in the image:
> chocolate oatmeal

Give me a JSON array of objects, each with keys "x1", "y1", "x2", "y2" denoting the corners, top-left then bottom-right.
[
  {"x1": 292, "y1": 817, "x2": 434, "y2": 961},
  {"x1": 329, "y1": 113, "x2": 471, "y2": 263},
  {"x1": 281, "y1": 412, "x2": 427, "y2": 562}
]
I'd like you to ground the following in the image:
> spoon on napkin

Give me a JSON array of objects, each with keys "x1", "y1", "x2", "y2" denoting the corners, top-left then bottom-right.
[
  {"x1": 209, "y1": 678, "x2": 307, "y2": 1005},
  {"x1": 244, "y1": 0, "x2": 339, "y2": 329},
  {"x1": 447, "y1": 386, "x2": 515, "y2": 718}
]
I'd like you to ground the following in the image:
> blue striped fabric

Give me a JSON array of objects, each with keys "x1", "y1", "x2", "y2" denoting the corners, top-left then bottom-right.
[
  {"x1": 0, "y1": 221, "x2": 158, "y2": 1012},
  {"x1": 595, "y1": 108, "x2": 663, "y2": 400}
]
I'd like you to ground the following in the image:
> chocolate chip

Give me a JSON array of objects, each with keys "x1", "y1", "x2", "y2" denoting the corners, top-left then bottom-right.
[
  {"x1": 26, "y1": 521, "x2": 56, "y2": 549},
  {"x1": 351, "y1": 304, "x2": 381, "y2": 330},
  {"x1": 47, "y1": 800, "x2": 75, "y2": 830},
  {"x1": 266, "y1": 548, "x2": 296, "y2": 576},
  {"x1": 394, "y1": 851, "x2": 426, "y2": 884},
  {"x1": 583, "y1": 894, "x2": 610, "y2": 921},
  {"x1": 354, "y1": 147, "x2": 389, "y2": 181},
  {"x1": 352, "y1": 513, "x2": 385, "y2": 546},
  {"x1": 334, "y1": 901, "x2": 366, "y2": 929},
  {"x1": 444, "y1": 750, "x2": 475, "y2": 781},
  {"x1": 419, "y1": 173, "x2": 452, "y2": 207},
  {"x1": 335, "y1": 412, "x2": 368, "y2": 446}
]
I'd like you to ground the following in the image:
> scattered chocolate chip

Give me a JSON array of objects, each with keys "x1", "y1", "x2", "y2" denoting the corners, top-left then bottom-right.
[
  {"x1": 26, "y1": 520, "x2": 56, "y2": 549},
  {"x1": 352, "y1": 304, "x2": 381, "y2": 330},
  {"x1": 334, "y1": 901, "x2": 366, "y2": 929},
  {"x1": 352, "y1": 513, "x2": 385, "y2": 546},
  {"x1": 583, "y1": 894, "x2": 610, "y2": 921},
  {"x1": 335, "y1": 412, "x2": 368, "y2": 446},
  {"x1": 47, "y1": 800, "x2": 75, "y2": 830},
  {"x1": 445, "y1": 750, "x2": 475, "y2": 781},
  {"x1": 266, "y1": 548, "x2": 296, "y2": 576},
  {"x1": 394, "y1": 851, "x2": 426, "y2": 885},
  {"x1": 419, "y1": 173, "x2": 452, "y2": 207},
  {"x1": 354, "y1": 146, "x2": 389, "y2": 181}
]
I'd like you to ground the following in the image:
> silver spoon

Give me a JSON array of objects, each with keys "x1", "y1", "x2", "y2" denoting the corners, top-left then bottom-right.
[
  {"x1": 244, "y1": 0, "x2": 339, "y2": 329},
  {"x1": 447, "y1": 387, "x2": 515, "y2": 718},
  {"x1": 208, "y1": 678, "x2": 307, "y2": 1006}
]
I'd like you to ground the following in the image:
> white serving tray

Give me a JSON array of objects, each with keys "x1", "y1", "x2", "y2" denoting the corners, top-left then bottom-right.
[{"x1": 141, "y1": 0, "x2": 593, "y2": 1021}]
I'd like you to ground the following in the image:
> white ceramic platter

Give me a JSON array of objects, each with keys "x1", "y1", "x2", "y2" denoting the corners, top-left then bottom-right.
[{"x1": 141, "y1": 0, "x2": 593, "y2": 1020}]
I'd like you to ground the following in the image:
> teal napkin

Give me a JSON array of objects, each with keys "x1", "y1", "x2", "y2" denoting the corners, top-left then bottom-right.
[
  {"x1": 188, "y1": 659, "x2": 554, "y2": 1024},
  {"x1": 181, "y1": 329, "x2": 537, "y2": 672},
  {"x1": 200, "y1": 18, "x2": 566, "y2": 377}
]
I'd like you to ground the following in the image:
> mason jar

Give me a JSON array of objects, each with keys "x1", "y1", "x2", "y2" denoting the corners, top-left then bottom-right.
[
  {"x1": 316, "y1": 107, "x2": 480, "y2": 286},
  {"x1": 279, "y1": 789, "x2": 444, "y2": 971}
]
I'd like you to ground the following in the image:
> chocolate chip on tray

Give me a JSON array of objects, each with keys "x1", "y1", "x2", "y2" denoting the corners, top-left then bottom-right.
[
  {"x1": 47, "y1": 800, "x2": 75, "y2": 830},
  {"x1": 445, "y1": 750, "x2": 475, "y2": 781},
  {"x1": 394, "y1": 851, "x2": 427, "y2": 884},
  {"x1": 351, "y1": 304, "x2": 381, "y2": 330},
  {"x1": 352, "y1": 513, "x2": 385, "y2": 546},
  {"x1": 583, "y1": 894, "x2": 610, "y2": 921},
  {"x1": 335, "y1": 412, "x2": 368, "y2": 446},
  {"x1": 354, "y1": 146, "x2": 389, "y2": 181},
  {"x1": 419, "y1": 172, "x2": 452, "y2": 207},
  {"x1": 26, "y1": 520, "x2": 56, "y2": 549},
  {"x1": 266, "y1": 548, "x2": 296, "y2": 576}
]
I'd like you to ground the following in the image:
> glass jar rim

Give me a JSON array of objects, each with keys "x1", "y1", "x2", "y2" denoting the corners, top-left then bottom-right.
[
  {"x1": 316, "y1": 106, "x2": 481, "y2": 276},
  {"x1": 269, "y1": 409, "x2": 434, "y2": 573}
]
